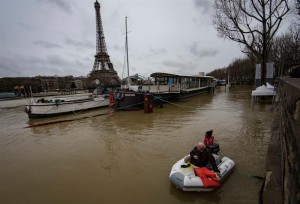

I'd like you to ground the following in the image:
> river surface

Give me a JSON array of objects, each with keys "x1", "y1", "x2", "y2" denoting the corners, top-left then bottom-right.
[{"x1": 0, "y1": 86, "x2": 274, "y2": 204}]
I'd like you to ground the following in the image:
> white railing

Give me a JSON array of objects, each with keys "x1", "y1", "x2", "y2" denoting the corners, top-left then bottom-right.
[
  {"x1": 141, "y1": 84, "x2": 180, "y2": 93},
  {"x1": 141, "y1": 83, "x2": 213, "y2": 93}
]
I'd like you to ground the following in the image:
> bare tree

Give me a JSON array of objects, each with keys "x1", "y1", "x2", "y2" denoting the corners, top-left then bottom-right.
[
  {"x1": 270, "y1": 24, "x2": 300, "y2": 76},
  {"x1": 213, "y1": 0, "x2": 289, "y2": 85},
  {"x1": 270, "y1": 32, "x2": 290, "y2": 76},
  {"x1": 285, "y1": 25, "x2": 300, "y2": 65},
  {"x1": 294, "y1": 0, "x2": 300, "y2": 26}
]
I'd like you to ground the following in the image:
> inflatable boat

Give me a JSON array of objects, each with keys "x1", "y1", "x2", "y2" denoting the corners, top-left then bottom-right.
[{"x1": 169, "y1": 155, "x2": 235, "y2": 192}]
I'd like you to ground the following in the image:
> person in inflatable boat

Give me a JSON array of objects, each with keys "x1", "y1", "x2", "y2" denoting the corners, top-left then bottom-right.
[
  {"x1": 203, "y1": 130, "x2": 220, "y2": 154},
  {"x1": 190, "y1": 142, "x2": 220, "y2": 174}
]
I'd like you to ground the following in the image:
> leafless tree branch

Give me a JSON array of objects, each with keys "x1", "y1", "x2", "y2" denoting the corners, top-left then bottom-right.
[{"x1": 213, "y1": 0, "x2": 290, "y2": 85}]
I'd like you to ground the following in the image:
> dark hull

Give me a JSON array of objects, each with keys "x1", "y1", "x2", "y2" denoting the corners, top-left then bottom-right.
[
  {"x1": 113, "y1": 87, "x2": 211, "y2": 111},
  {"x1": 114, "y1": 91, "x2": 144, "y2": 110}
]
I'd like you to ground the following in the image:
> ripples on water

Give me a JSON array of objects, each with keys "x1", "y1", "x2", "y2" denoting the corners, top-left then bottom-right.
[{"x1": 0, "y1": 86, "x2": 274, "y2": 204}]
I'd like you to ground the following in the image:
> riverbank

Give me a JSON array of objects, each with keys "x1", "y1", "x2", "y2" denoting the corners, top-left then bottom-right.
[
  {"x1": 262, "y1": 78, "x2": 300, "y2": 204},
  {"x1": 262, "y1": 107, "x2": 282, "y2": 204}
]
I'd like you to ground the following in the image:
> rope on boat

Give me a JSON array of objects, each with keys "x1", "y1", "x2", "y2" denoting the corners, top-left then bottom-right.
[
  {"x1": 31, "y1": 96, "x2": 109, "y2": 116},
  {"x1": 149, "y1": 93, "x2": 237, "y2": 111},
  {"x1": 41, "y1": 105, "x2": 59, "y2": 115},
  {"x1": 149, "y1": 93, "x2": 215, "y2": 110},
  {"x1": 69, "y1": 98, "x2": 109, "y2": 115},
  {"x1": 151, "y1": 95, "x2": 196, "y2": 110}
]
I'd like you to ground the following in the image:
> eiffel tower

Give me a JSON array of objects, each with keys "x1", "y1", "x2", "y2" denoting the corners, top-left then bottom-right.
[{"x1": 89, "y1": 0, "x2": 120, "y2": 88}]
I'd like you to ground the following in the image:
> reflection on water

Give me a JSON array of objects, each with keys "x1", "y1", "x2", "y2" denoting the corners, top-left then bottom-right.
[{"x1": 0, "y1": 86, "x2": 274, "y2": 204}]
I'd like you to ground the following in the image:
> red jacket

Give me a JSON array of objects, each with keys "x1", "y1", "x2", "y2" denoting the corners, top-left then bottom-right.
[{"x1": 204, "y1": 135, "x2": 214, "y2": 146}]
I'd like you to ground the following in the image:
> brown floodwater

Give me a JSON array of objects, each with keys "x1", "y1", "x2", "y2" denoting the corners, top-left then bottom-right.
[{"x1": 0, "y1": 86, "x2": 274, "y2": 204}]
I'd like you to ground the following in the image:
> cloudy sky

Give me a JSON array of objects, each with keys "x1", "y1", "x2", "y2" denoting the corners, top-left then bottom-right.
[{"x1": 0, "y1": 0, "x2": 274, "y2": 79}]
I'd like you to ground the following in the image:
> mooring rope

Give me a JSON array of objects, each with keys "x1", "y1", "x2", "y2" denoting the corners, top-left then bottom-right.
[
  {"x1": 151, "y1": 94, "x2": 197, "y2": 110},
  {"x1": 153, "y1": 93, "x2": 240, "y2": 111}
]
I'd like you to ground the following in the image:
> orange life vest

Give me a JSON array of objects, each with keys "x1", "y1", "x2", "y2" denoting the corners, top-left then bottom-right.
[{"x1": 194, "y1": 167, "x2": 221, "y2": 188}]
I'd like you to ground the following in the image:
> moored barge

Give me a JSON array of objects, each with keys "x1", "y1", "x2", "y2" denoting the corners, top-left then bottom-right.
[{"x1": 113, "y1": 72, "x2": 214, "y2": 110}]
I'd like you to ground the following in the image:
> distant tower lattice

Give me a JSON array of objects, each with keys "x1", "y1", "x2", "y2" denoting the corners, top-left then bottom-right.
[{"x1": 89, "y1": 0, "x2": 120, "y2": 87}]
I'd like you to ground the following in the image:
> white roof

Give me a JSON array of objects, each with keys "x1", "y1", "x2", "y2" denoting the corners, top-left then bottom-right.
[
  {"x1": 266, "y1": 82, "x2": 274, "y2": 90},
  {"x1": 251, "y1": 85, "x2": 276, "y2": 96}
]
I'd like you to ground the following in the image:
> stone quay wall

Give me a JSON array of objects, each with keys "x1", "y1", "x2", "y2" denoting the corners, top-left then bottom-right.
[{"x1": 263, "y1": 78, "x2": 300, "y2": 204}]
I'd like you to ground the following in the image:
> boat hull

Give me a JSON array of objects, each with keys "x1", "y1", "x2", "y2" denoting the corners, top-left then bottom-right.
[
  {"x1": 26, "y1": 96, "x2": 109, "y2": 118},
  {"x1": 113, "y1": 87, "x2": 211, "y2": 111},
  {"x1": 114, "y1": 91, "x2": 144, "y2": 110}
]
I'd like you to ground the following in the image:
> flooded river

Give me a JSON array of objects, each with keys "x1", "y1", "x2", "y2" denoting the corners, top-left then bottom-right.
[{"x1": 0, "y1": 86, "x2": 274, "y2": 204}]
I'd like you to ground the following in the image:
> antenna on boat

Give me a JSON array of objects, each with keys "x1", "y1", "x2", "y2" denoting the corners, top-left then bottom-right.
[{"x1": 125, "y1": 16, "x2": 130, "y2": 88}]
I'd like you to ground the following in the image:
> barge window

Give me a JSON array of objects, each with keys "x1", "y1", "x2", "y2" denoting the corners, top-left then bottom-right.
[
  {"x1": 155, "y1": 76, "x2": 178, "y2": 85},
  {"x1": 168, "y1": 77, "x2": 178, "y2": 84},
  {"x1": 155, "y1": 77, "x2": 168, "y2": 85}
]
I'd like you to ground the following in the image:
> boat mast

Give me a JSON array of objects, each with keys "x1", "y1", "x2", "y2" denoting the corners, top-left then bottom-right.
[{"x1": 125, "y1": 16, "x2": 130, "y2": 87}]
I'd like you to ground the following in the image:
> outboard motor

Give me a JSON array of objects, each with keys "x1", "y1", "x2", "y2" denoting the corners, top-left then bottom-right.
[{"x1": 208, "y1": 143, "x2": 220, "y2": 154}]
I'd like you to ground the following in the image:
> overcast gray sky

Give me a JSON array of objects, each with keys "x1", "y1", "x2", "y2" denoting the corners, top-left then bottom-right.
[{"x1": 0, "y1": 0, "x2": 288, "y2": 79}]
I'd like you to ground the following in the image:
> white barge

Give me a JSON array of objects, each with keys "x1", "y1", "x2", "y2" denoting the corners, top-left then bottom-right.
[{"x1": 25, "y1": 94, "x2": 109, "y2": 118}]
